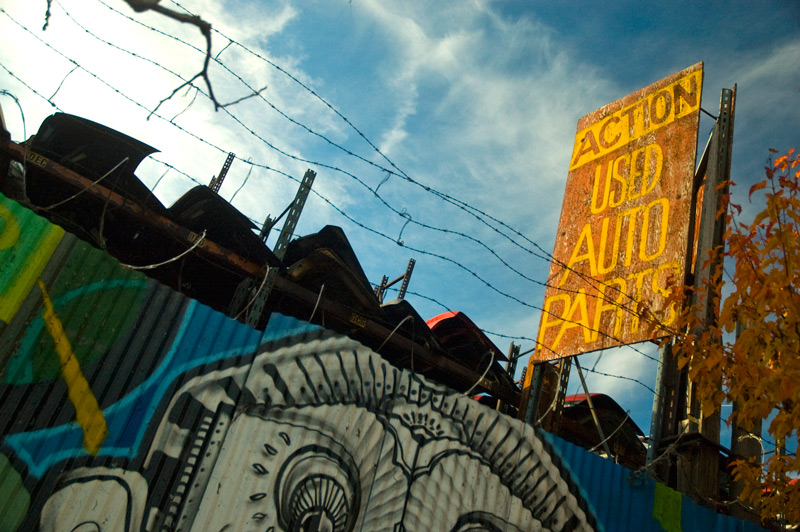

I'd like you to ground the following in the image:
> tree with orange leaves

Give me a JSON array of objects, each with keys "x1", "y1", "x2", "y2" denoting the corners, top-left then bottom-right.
[{"x1": 671, "y1": 148, "x2": 800, "y2": 524}]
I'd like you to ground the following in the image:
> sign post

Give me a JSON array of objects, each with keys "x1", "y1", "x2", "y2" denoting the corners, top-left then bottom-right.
[
  {"x1": 521, "y1": 63, "x2": 703, "y2": 421},
  {"x1": 534, "y1": 63, "x2": 703, "y2": 360}
]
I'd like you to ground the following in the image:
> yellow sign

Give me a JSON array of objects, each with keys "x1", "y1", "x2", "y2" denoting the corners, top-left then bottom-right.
[
  {"x1": 532, "y1": 63, "x2": 703, "y2": 362},
  {"x1": 570, "y1": 69, "x2": 702, "y2": 170}
]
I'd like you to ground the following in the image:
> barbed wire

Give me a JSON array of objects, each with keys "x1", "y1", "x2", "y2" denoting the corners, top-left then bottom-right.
[
  {"x1": 0, "y1": 4, "x2": 674, "y2": 369},
  {"x1": 0, "y1": 72, "x2": 783, "y2": 457},
  {"x1": 38, "y1": 2, "x2": 668, "y2": 341},
  {"x1": 6, "y1": 3, "x2": 786, "y2": 459},
  {"x1": 0, "y1": 61, "x2": 58, "y2": 111},
  {"x1": 159, "y1": 1, "x2": 688, "y2": 344},
  {"x1": 92, "y1": 0, "x2": 556, "y2": 263},
  {"x1": 96, "y1": 0, "x2": 674, "y2": 329},
  {"x1": 0, "y1": 33, "x2": 707, "y2": 449},
  {"x1": 0, "y1": 89, "x2": 26, "y2": 139},
  {"x1": 0, "y1": 4, "x2": 743, "y2": 364}
]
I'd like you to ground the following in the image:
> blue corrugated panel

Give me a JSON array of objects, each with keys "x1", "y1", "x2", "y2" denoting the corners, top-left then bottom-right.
[{"x1": 543, "y1": 431, "x2": 767, "y2": 531}]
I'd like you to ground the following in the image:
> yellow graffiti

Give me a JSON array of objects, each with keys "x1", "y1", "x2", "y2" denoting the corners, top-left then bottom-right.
[
  {"x1": 0, "y1": 203, "x2": 21, "y2": 250},
  {"x1": 37, "y1": 280, "x2": 108, "y2": 455},
  {"x1": 0, "y1": 219, "x2": 64, "y2": 324}
]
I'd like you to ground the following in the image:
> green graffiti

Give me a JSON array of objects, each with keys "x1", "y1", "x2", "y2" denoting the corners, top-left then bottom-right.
[
  {"x1": 0, "y1": 205, "x2": 152, "y2": 384},
  {"x1": 0, "y1": 453, "x2": 29, "y2": 532},
  {"x1": 0, "y1": 195, "x2": 64, "y2": 325},
  {"x1": 4, "y1": 279, "x2": 149, "y2": 384},
  {"x1": 0, "y1": 203, "x2": 20, "y2": 251},
  {"x1": 653, "y1": 481, "x2": 683, "y2": 532}
]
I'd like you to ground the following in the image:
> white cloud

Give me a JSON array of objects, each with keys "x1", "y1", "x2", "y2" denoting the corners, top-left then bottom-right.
[
  {"x1": 6, "y1": 1, "x2": 793, "y2": 428},
  {"x1": 331, "y1": 2, "x2": 619, "y2": 248}
]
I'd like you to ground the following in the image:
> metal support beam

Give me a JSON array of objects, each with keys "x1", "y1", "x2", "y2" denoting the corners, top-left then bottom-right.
[
  {"x1": 505, "y1": 343, "x2": 522, "y2": 383},
  {"x1": 374, "y1": 275, "x2": 389, "y2": 303},
  {"x1": 259, "y1": 214, "x2": 278, "y2": 243},
  {"x1": 374, "y1": 258, "x2": 416, "y2": 303},
  {"x1": 648, "y1": 343, "x2": 667, "y2": 466},
  {"x1": 397, "y1": 258, "x2": 415, "y2": 300},
  {"x1": 209, "y1": 152, "x2": 234, "y2": 193},
  {"x1": 497, "y1": 343, "x2": 521, "y2": 413},
  {"x1": 547, "y1": 357, "x2": 571, "y2": 432},
  {"x1": 649, "y1": 88, "x2": 736, "y2": 495},
  {"x1": 648, "y1": 340, "x2": 685, "y2": 468},
  {"x1": 650, "y1": 87, "x2": 735, "y2": 498},
  {"x1": 273, "y1": 169, "x2": 316, "y2": 261},
  {"x1": 574, "y1": 358, "x2": 612, "y2": 458},
  {"x1": 688, "y1": 87, "x2": 735, "y2": 441},
  {"x1": 523, "y1": 362, "x2": 545, "y2": 425},
  {"x1": 522, "y1": 354, "x2": 571, "y2": 431},
  {"x1": 245, "y1": 169, "x2": 316, "y2": 327}
]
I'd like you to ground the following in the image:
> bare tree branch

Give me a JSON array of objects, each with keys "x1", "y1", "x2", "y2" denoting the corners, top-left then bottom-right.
[
  {"x1": 43, "y1": 1, "x2": 259, "y2": 115},
  {"x1": 121, "y1": 0, "x2": 221, "y2": 116},
  {"x1": 43, "y1": 0, "x2": 53, "y2": 30}
]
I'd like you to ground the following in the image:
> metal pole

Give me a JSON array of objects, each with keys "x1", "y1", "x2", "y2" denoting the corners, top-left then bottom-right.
[
  {"x1": 647, "y1": 341, "x2": 667, "y2": 465},
  {"x1": 646, "y1": 91, "x2": 726, "y2": 479},
  {"x1": 688, "y1": 87, "x2": 735, "y2": 441},
  {"x1": 209, "y1": 152, "x2": 234, "y2": 193},
  {"x1": 246, "y1": 169, "x2": 316, "y2": 327},
  {"x1": 574, "y1": 358, "x2": 613, "y2": 458},
  {"x1": 674, "y1": 86, "x2": 736, "y2": 499},
  {"x1": 497, "y1": 343, "x2": 521, "y2": 412},
  {"x1": 523, "y1": 363, "x2": 545, "y2": 425}
]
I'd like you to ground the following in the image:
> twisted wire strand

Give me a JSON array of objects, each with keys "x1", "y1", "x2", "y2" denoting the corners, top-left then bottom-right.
[
  {"x1": 97, "y1": 0, "x2": 669, "y2": 328},
  {"x1": 7, "y1": 4, "x2": 783, "y2": 457}
]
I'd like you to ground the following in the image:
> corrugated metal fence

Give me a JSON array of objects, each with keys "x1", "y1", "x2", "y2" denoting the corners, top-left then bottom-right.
[{"x1": 0, "y1": 193, "x2": 765, "y2": 531}]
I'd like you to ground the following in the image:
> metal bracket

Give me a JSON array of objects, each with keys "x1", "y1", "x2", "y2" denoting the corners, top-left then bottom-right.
[
  {"x1": 375, "y1": 258, "x2": 416, "y2": 303},
  {"x1": 243, "y1": 169, "x2": 316, "y2": 327},
  {"x1": 209, "y1": 152, "x2": 234, "y2": 193},
  {"x1": 548, "y1": 357, "x2": 571, "y2": 432}
]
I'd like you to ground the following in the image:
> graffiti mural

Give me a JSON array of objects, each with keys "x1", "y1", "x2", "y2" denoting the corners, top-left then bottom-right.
[
  {"x1": 35, "y1": 330, "x2": 597, "y2": 532},
  {"x1": 0, "y1": 193, "x2": 767, "y2": 531}
]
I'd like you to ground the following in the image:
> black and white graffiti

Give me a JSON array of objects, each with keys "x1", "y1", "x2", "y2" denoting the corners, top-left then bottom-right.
[{"x1": 40, "y1": 328, "x2": 598, "y2": 532}]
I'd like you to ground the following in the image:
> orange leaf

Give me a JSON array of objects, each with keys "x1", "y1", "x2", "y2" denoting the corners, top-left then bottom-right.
[{"x1": 749, "y1": 181, "x2": 767, "y2": 199}]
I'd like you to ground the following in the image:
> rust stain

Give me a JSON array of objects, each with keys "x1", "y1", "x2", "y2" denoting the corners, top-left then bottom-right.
[{"x1": 533, "y1": 62, "x2": 703, "y2": 362}]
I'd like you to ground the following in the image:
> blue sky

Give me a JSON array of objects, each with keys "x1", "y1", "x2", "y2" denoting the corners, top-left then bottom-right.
[{"x1": 1, "y1": 0, "x2": 798, "y2": 447}]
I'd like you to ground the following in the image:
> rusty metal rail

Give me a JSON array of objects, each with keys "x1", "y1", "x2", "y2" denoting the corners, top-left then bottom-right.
[{"x1": 0, "y1": 139, "x2": 520, "y2": 405}]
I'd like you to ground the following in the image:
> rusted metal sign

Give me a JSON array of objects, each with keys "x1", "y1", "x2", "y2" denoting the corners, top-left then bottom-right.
[{"x1": 533, "y1": 63, "x2": 703, "y2": 361}]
